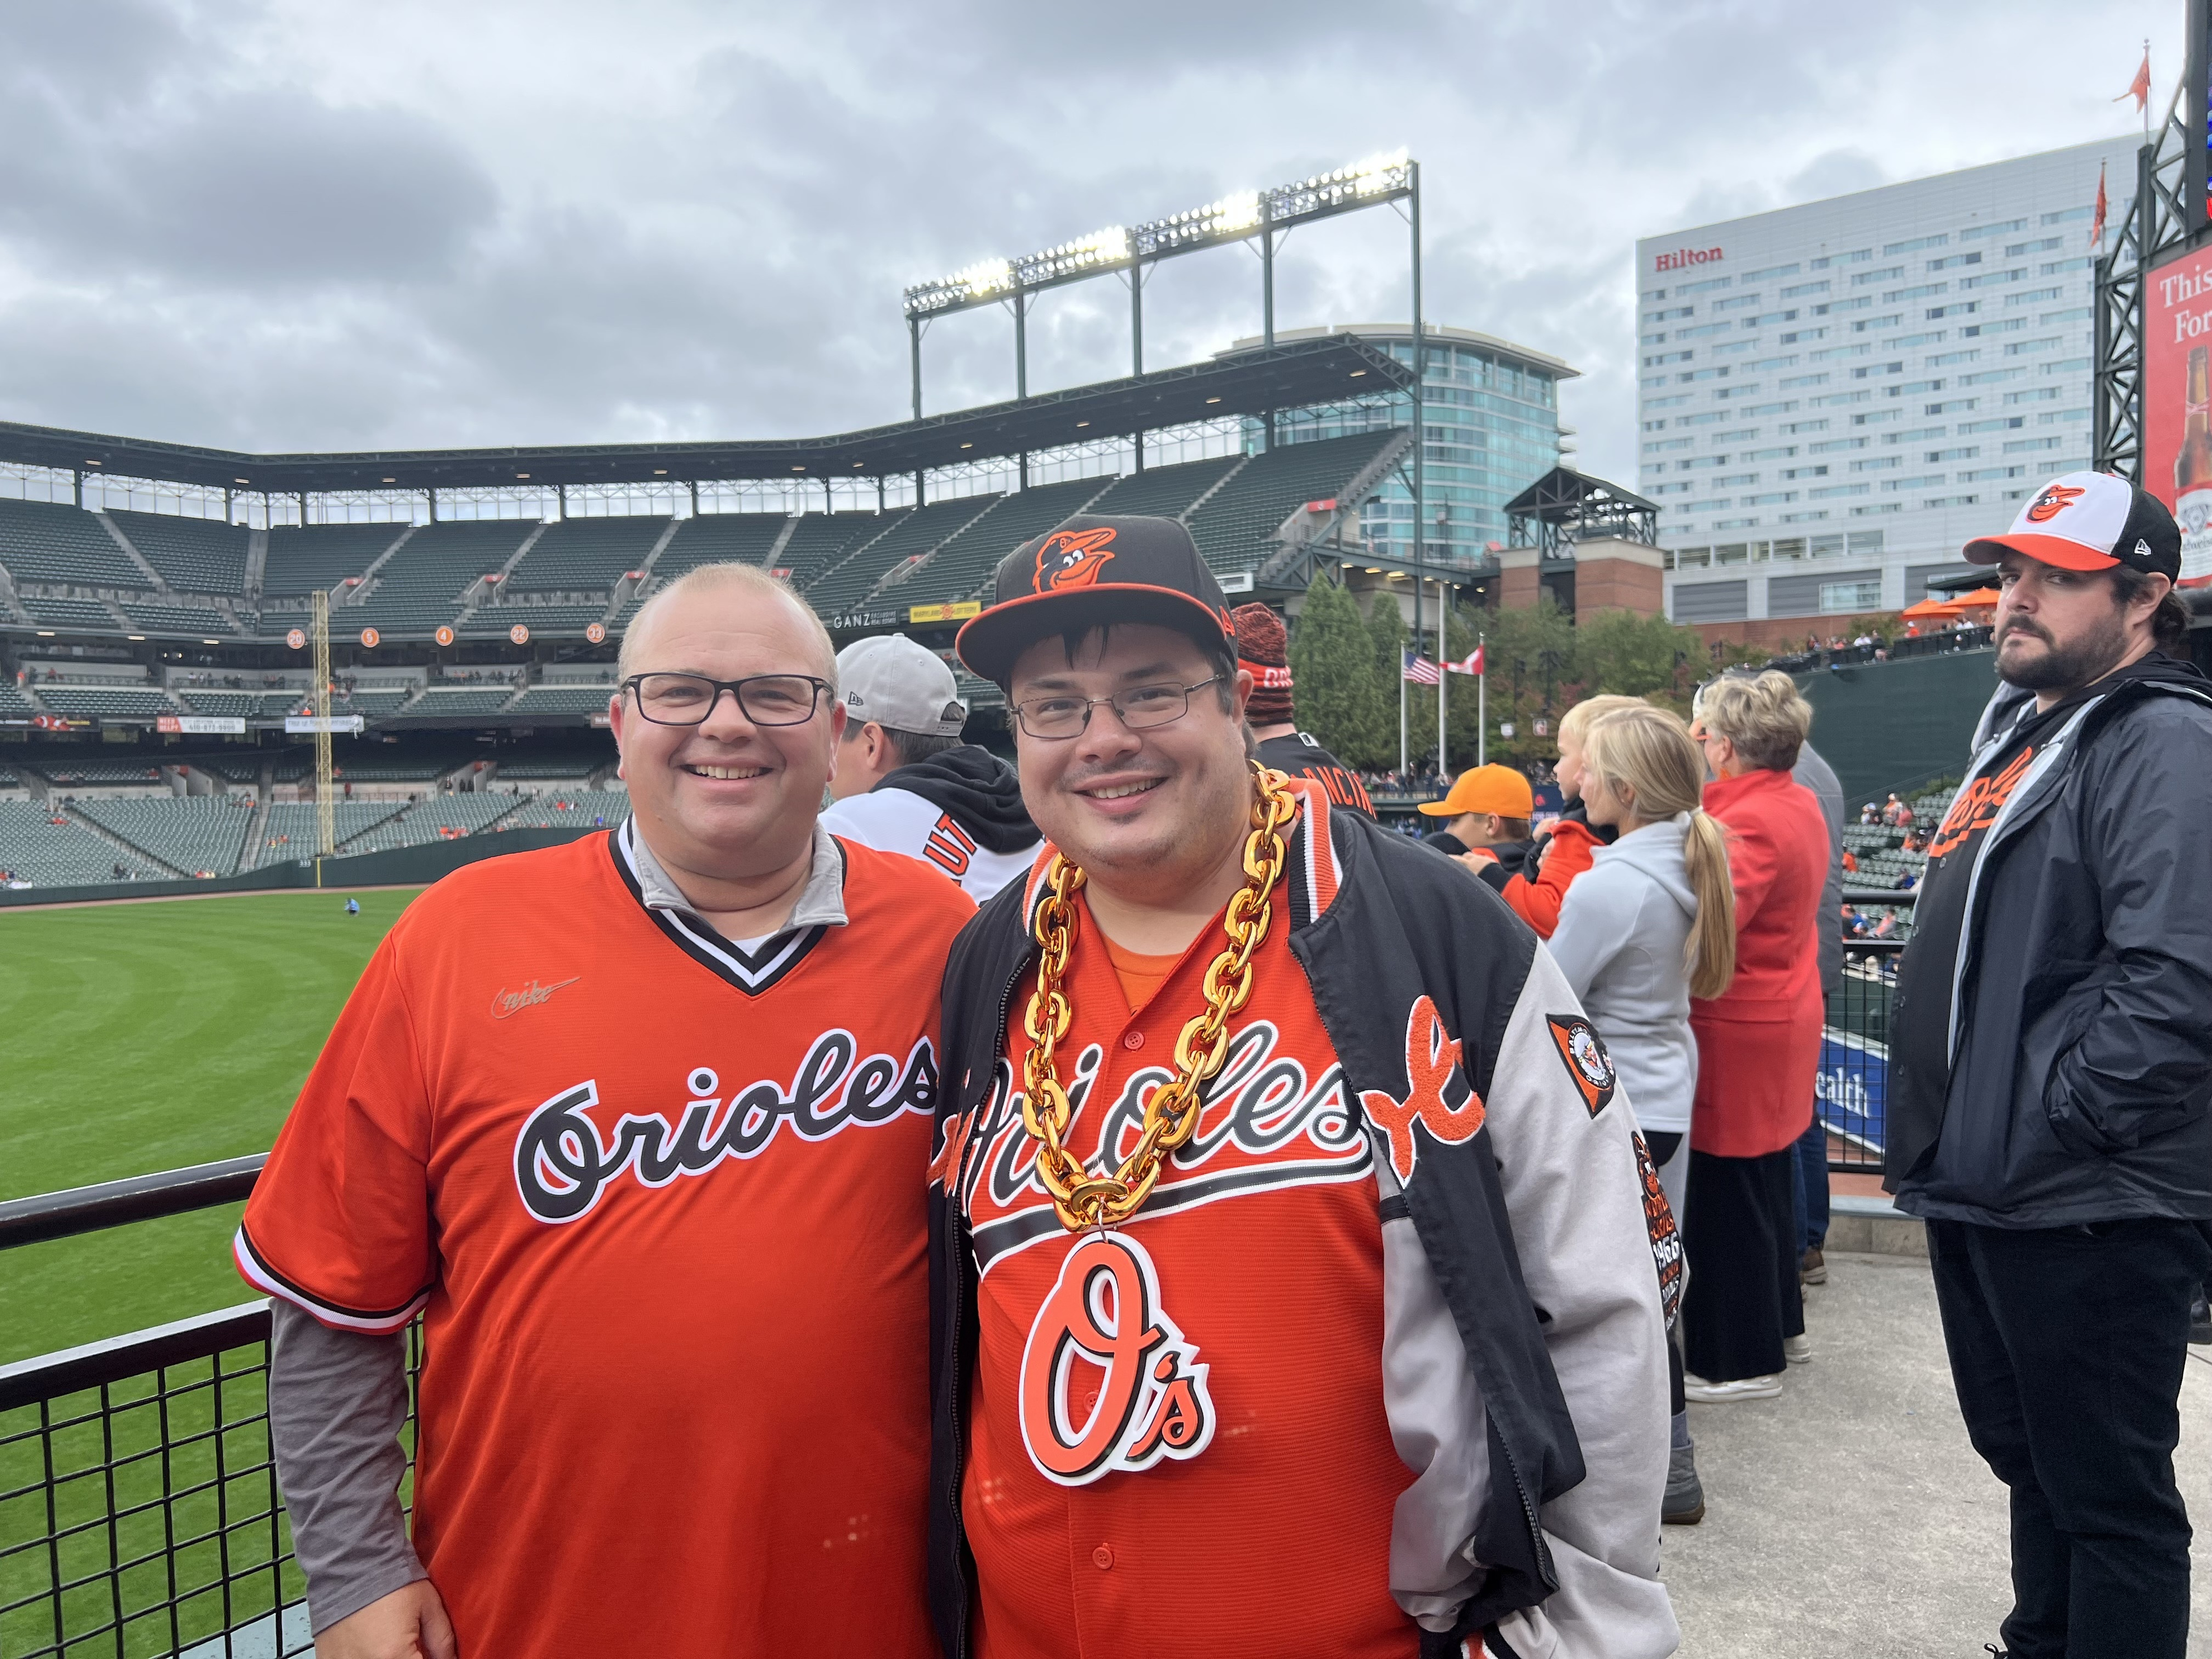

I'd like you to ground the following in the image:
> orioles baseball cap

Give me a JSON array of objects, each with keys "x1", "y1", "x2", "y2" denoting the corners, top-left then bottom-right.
[
  {"x1": 954, "y1": 514, "x2": 1235, "y2": 686},
  {"x1": 1964, "y1": 471, "x2": 2181, "y2": 579},
  {"x1": 1417, "y1": 763, "x2": 1536, "y2": 819},
  {"x1": 835, "y1": 634, "x2": 967, "y2": 737}
]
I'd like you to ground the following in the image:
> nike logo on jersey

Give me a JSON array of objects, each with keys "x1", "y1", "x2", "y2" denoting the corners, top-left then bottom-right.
[
  {"x1": 490, "y1": 976, "x2": 580, "y2": 1019},
  {"x1": 514, "y1": 1035, "x2": 938, "y2": 1222}
]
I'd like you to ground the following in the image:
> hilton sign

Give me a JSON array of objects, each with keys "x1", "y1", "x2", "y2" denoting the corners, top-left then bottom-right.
[{"x1": 1655, "y1": 246, "x2": 1723, "y2": 272}]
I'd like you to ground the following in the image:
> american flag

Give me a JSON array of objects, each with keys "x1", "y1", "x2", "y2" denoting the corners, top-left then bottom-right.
[{"x1": 1402, "y1": 651, "x2": 1441, "y2": 685}]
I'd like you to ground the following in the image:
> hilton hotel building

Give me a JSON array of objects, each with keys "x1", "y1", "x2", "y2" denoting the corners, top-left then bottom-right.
[{"x1": 1636, "y1": 136, "x2": 2141, "y2": 643}]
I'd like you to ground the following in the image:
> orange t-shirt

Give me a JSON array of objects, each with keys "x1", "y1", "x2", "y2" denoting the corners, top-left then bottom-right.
[
  {"x1": 236, "y1": 829, "x2": 972, "y2": 1659},
  {"x1": 956, "y1": 840, "x2": 1411, "y2": 1659},
  {"x1": 1099, "y1": 935, "x2": 1181, "y2": 1011}
]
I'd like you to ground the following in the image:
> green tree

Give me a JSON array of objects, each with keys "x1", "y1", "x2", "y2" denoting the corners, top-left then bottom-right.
[
  {"x1": 1288, "y1": 575, "x2": 1389, "y2": 766},
  {"x1": 1365, "y1": 591, "x2": 1408, "y2": 767},
  {"x1": 1571, "y1": 608, "x2": 1707, "y2": 712}
]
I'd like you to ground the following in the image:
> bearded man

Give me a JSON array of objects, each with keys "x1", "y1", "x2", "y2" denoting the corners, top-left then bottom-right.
[{"x1": 924, "y1": 515, "x2": 1680, "y2": 1659}]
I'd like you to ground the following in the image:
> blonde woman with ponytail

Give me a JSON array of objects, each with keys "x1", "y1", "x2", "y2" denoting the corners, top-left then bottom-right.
[{"x1": 1547, "y1": 705, "x2": 1733, "y2": 1524}]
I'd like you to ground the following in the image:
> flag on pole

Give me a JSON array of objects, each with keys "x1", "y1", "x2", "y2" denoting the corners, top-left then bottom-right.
[
  {"x1": 2118, "y1": 45, "x2": 2151, "y2": 112},
  {"x1": 1402, "y1": 651, "x2": 1442, "y2": 685},
  {"x1": 2091, "y1": 161, "x2": 2108, "y2": 250},
  {"x1": 1444, "y1": 645, "x2": 1485, "y2": 676}
]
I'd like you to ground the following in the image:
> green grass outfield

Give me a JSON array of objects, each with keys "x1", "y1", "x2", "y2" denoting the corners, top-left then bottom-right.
[{"x1": 1, "y1": 888, "x2": 420, "y2": 1364}]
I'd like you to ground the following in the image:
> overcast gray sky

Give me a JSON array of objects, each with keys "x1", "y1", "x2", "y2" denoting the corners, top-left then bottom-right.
[{"x1": 0, "y1": 0, "x2": 2180, "y2": 488}]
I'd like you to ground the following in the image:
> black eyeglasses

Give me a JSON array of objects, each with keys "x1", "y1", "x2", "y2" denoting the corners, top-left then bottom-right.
[
  {"x1": 621, "y1": 673, "x2": 832, "y2": 727},
  {"x1": 1009, "y1": 675, "x2": 1222, "y2": 741}
]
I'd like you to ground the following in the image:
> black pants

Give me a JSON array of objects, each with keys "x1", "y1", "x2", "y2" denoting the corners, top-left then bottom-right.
[
  {"x1": 1681, "y1": 1147, "x2": 1801, "y2": 1382},
  {"x1": 1928, "y1": 1217, "x2": 2212, "y2": 1659}
]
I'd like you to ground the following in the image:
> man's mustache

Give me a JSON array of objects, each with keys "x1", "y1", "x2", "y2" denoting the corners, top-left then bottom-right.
[{"x1": 1998, "y1": 618, "x2": 2049, "y2": 645}]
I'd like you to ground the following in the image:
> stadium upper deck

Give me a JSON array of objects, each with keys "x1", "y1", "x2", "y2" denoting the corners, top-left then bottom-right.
[{"x1": 0, "y1": 337, "x2": 1413, "y2": 733}]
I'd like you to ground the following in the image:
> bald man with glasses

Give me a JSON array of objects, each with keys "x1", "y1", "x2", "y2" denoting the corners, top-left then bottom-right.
[{"x1": 239, "y1": 563, "x2": 971, "y2": 1659}]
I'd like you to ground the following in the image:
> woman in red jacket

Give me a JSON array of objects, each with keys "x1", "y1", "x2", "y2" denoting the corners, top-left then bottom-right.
[{"x1": 1682, "y1": 670, "x2": 1830, "y2": 1401}]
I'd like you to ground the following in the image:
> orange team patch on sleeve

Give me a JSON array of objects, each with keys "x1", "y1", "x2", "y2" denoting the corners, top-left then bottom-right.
[{"x1": 1360, "y1": 996, "x2": 1485, "y2": 1182}]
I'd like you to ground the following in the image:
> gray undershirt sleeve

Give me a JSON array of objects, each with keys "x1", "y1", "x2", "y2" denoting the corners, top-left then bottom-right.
[{"x1": 267, "y1": 1299, "x2": 429, "y2": 1633}]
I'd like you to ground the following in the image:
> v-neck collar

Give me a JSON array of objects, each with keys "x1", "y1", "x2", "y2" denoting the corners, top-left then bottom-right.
[{"x1": 609, "y1": 816, "x2": 847, "y2": 996}]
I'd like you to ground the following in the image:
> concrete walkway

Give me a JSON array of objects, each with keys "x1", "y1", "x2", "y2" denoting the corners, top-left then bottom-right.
[{"x1": 1661, "y1": 1250, "x2": 2212, "y2": 1656}]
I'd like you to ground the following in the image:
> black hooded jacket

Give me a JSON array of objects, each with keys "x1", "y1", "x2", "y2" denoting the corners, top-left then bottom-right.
[
  {"x1": 876, "y1": 744, "x2": 1038, "y2": 855},
  {"x1": 1887, "y1": 653, "x2": 2212, "y2": 1225}
]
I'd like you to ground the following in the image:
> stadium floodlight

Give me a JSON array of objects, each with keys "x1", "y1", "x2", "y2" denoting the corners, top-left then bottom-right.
[{"x1": 902, "y1": 149, "x2": 1414, "y2": 321}]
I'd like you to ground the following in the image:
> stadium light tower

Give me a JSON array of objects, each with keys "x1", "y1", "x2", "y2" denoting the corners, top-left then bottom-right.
[{"x1": 902, "y1": 148, "x2": 1422, "y2": 476}]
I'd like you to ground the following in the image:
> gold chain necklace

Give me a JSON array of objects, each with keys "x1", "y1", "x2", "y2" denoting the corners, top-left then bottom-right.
[{"x1": 1019, "y1": 760, "x2": 1297, "y2": 1232}]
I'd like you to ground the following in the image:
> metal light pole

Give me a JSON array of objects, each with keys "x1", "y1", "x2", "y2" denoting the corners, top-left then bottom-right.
[
  {"x1": 1435, "y1": 573, "x2": 1447, "y2": 775},
  {"x1": 908, "y1": 316, "x2": 923, "y2": 420},
  {"x1": 311, "y1": 590, "x2": 334, "y2": 886},
  {"x1": 1477, "y1": 630, "x2": 1487, "y2": 766}
]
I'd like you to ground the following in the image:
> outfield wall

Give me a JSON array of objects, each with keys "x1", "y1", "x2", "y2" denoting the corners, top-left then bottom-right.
[
  {"x1": 1794, "y1": 648, "x2": 1995, "y2": 808},
  {"x1": 0, "y1": 826, "x2": 604, "y2": 908}
]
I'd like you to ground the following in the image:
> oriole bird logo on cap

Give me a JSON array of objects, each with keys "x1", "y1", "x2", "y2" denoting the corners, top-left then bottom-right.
[
  {"x1": 1032, "y1": 527, "x2": 1117, "y2": 592},
  {"x1": 2025, "y1": 484, "x2": 2086, "y2": 524}
]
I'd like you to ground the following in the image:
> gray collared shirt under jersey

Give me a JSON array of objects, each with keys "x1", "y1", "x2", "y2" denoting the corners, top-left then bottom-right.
[{"x1": 618, "y1": 813, "x2": 847, "y2": 939}]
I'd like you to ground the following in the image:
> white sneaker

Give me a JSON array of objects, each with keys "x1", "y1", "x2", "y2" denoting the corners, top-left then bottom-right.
[
  {"x1": 1783, "y1": 1333, "x2": 1812, "y2": 1365},
  {"x1": 1683, "y1": 1372, "x2": 1783, "y2": 1403}
]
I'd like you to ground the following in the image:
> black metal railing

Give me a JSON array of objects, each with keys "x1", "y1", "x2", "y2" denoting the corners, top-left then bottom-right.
[
  {"x1": 1820, "y1": 889, "x2": 1917, "y2": 1173},
  {"x1": 0, "y1": 1156, "x2": 423, "y2": 1659}
]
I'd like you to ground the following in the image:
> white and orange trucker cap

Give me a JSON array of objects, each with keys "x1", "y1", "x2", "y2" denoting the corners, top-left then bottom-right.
[{"x1": 1964, "y1": 471, "x2": 2181, "y2": 580}]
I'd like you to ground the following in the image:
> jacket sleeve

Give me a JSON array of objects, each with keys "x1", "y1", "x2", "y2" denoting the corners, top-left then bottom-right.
[
  {"x1": 1500, "y1": 822, "x2": 1599, "y2": 938},
  {"x1": 2043, "y1": 706, "x2": 2212, "y2": 1153},
  {"x1": 1722, "y1": 807, "x2": 1781, "y2": 935},
  {"x1": 1471, "y1": 944, "x2": 1677, "y2": 1659}
]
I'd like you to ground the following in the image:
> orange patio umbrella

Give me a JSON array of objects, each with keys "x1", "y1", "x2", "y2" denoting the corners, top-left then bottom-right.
[{"x1": 1900, "y1": 596, "x2": 1964, "y2": 619}]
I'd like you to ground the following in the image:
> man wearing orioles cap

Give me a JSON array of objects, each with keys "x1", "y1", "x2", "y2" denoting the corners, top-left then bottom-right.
[{"x1": 926, "y1": 514, "x2": 1681, "y2": 1659}]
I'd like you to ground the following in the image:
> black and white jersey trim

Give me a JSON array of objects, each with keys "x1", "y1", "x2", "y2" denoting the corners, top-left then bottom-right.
[
  {"x1": 232, "y1": 1222, "x2": 431, "y2": 1334},
  {"x1": 607, "y1": 823, "x2": 832, "y2": 997}
]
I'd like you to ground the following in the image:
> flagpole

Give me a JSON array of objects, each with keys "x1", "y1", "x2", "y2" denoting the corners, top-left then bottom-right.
[
  {"x1": 1398, "y1": 643, "x2": 1408, "y2": 775},
  {"x1": 1435, "y1": 577, "x2": 1447, "y2": 776},
  {"x1": 1477, "y1": 630, "x2": 1487, "y2": 767}
]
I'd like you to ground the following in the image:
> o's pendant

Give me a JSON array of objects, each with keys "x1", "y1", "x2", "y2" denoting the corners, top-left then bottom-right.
[{"x1": 1016, "y1": 1230, "x2": 1216, "y2": 1485}]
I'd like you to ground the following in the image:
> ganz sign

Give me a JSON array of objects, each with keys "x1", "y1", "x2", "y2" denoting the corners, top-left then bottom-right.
[{"x1": 1655, "y1": 246, "x2": 1722, "y2": 272}]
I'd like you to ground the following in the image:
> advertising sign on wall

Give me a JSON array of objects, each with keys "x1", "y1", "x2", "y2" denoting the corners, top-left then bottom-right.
[{"x1": 2141, "y1": 241, "x2": 2212, "y2": 583}]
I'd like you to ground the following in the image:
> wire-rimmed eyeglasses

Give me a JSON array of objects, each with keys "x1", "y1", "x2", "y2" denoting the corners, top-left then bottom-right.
[
  {"x1": 621, "y1": 672, "x2": 832, "y2": 727},
  {"x1": 1009, "y1": 675, "x2": 1223, "y2": 741}
]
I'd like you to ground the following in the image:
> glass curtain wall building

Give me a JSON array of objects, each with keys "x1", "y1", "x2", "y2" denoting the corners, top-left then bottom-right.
[
  {"x1": 1235, "y1": 324, "x2": 1575, "y2": 566},
  {"x1": 1635, "y1": 136, "x2": 2140, "y2": 632}
]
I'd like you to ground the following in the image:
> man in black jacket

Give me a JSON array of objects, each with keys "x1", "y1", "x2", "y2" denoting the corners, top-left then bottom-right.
[
  {"x1": 927, "y1": 516, "x2": 1678, "y2": 1658},
  {"x1": 1887, "y1": 473, "x2": 2212, "y2": 1659}
]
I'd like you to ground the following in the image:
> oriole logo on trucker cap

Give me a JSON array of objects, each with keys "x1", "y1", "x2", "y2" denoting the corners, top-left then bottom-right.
[
  {"x1": 956, "y1": 514, "x2": 1235, "y2": 685},
  {"x1": 1964, "y1": 471, "x2": 2180, "y2": 579}
]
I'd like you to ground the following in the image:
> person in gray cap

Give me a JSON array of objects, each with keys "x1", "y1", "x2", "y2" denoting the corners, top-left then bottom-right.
[{"x1": 822, "y1": 633, "x2": 1040, "y2": 902}]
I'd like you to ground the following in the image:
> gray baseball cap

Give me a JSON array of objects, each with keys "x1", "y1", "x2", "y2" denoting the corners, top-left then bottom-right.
[{"x1": 836, "y1": 634, "x2": 967, "y2": 737}]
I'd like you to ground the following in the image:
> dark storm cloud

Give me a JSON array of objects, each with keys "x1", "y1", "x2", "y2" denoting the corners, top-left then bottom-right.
[{"x1": 0, "y1": 0, "x2": 2179, "y2": 485}]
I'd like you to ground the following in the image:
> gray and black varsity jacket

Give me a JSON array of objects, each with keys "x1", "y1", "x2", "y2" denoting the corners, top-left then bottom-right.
[{"x1": 926, "y1": 782, "x2": 1681, "y2": 1659}]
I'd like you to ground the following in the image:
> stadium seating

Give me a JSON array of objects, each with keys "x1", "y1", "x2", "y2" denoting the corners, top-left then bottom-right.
[
  {"x1": 776, "y1": 511, "x2": 894, "y2": 590},
  {"x1": 803, "y1": 498, "x2": 1002, "y2": 620},
  {"x1": 499, "y1": 790, "x2": 631, "y2": 829},
  {"x1": 72, "y1": 796, "x2": 256, "y2": 877},
  {"x1": 107, "y1": 511, "x2": 250, "y2": 594},
  {"x1": 0, "y1": 681, "x2": 33, "y2": 714},
  {"x1": 406, "y1": 686, "x2": 521, "y2": 716},
  {"x1": 651, "y1": 511, "x2": 789, "y2": 580},
  {"x1": 341, "y1": 792, "x2": 527, "y2": 852},
  {"x1": 494, "y1": 754, "x2": 611, "y2": 782},
  {"x1": 0, "y1": 800, "x2": 156, "y2": 886},
  {"x1": 345, "y1": 520, "x2": 535, "y2": 635},
  {"x1": 0, "y1": 499, "x2": 145, "y2": 588},
  {"x1": 882, "y1": 476, "x2": 1112, "y2": 610},
  {"x1": 247, "y1": 802, "x2": 410, "y2": 867},
  {"x1": 1185, "y1": 431, "x2": 1400, "y2": 576},
  {"x1": 21, "y1": 596, "x2": 127, "y2": 631},
  {"x1": 262, "y1": 522, "x2": 411, "y2": 598},
  {"x1": 176, "y1": 690, "x2": 308, "y2": 719},
  {"x1": 504, "y1": 516, "x2": 669, "y2": 593},
  {"x1": 1079, "y1": 453, "x2": 1243, "y2": 519},
  {"x1": 23, "y1": 756, "x2": 171, "y2": 789},
  {"x1": 116, "y1": 601, "x2": 240, "y2": 637},
  {"x1": 34, "y1": 685, "x2": 176, "y2": 719},
  {"x1": 507, "y1": 684, "x2": 618, "y2": 716}
]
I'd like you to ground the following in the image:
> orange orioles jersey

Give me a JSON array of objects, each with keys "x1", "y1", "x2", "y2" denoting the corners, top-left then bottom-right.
[
  {"x1": 234, "y1": 827, "x2": 972, "y2": 1659},
  {"x1": 950, "y1": 804, "x2": 1418, "y2": 1659}
]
